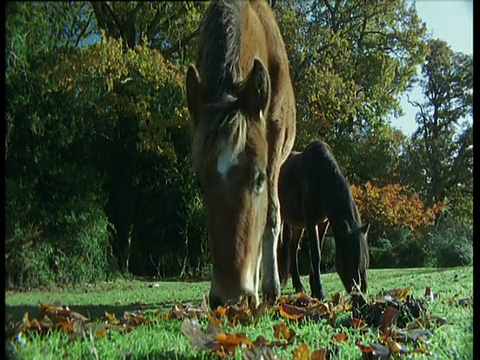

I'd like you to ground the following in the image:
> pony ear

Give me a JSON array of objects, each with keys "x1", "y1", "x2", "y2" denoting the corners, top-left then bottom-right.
[
  {"x1": 186, "y1": 64, "x2": 201, "y2": 127},
  {"x1": 359, "y1": 223, "x2": 370, "y2": 235},
  {"x1": 240, "y1": 58, "x2": 270, "y2": 118}
]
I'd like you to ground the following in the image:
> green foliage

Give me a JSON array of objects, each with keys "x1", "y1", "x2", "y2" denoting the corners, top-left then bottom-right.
[
  {"x1": 6, "y1": 3, "x2": 117, "y2": 288},
  {"x1": 369, "y1": 238, "x2": 395, "y2": 269},
  {"x1": 368, "y1": 229, "x2": 425, "y2": 269},
  {"x1": 398, "y1": 39, "x2": 473, "y2": 211},
  {"x1": 90, "y1": 2, "x2": 208, "y2": 62},
  {"x1": 5, "y1": 1, "x2": 210, "y2": 287},
  {"x1": 424, "y1": 217, "x2": 473, "y2": 268},
  {"x1": 275, "y1": 0, "x2": 426, "y2": 176},
  {"x1": 321, "y1": 236, "x2": 336, "y2": 274},
  {"x1": 44, "y1": 34, "x2": 209, "y2": 277}
]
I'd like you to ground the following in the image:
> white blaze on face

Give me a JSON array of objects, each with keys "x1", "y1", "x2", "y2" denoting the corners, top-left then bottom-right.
[{"x1": 217, "y1": 141, "x2": 239, "y2": 179}]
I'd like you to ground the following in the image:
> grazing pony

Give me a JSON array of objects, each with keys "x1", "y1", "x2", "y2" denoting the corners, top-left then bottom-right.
[
  {"x1": 277, "y1": 140, "x2": 369, "y2": 300},
  {"x1": 186, "y1": 0, "x2": 296, "y2": 309}
]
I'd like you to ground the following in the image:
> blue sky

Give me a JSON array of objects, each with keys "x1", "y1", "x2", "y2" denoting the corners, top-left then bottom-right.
[{"x1": 390, "y1": 0, "x2": 473, "y2": 136}]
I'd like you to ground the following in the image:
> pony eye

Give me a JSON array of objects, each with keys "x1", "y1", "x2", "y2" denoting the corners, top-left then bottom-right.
[{"x1": 253, "y1": 170, "x2": 266, "y2": 194}]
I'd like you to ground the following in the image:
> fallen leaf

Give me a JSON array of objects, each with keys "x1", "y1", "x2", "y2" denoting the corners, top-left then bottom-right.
[
  {"x1": 105, "y1": 311, "x2": 119, "y2": 325},
  {"x1": 181, "y1": 318, "x2": 217, "y2": 351},
  {"x1": 216, "y1": 332, "x2": 253, "y2": 348},
  {"x1": 396, "y1": 286, "x2": 412, "y2": 301},
  {"x1": 331, "y1": 292, "x2": 341, "y2": 306},
  {"x1": 381, "y1": 306, "x2": 399, "y2": 334},
  {"x1": 279, "y1": 303, "x2": 306, "y2": 321},
  {"x1": 330, "y1": 332, "x2": 348, "y2": 343},
  {"x1": 252, "y1": 300, "x2": 269, "y2": 320},
  {"x1": 353, "y1": 318, "x2": 366, "y2": 329},
  {"x1": 96, "y1": 326, "x2": 107, "y2": 338},
  {"x1": 386, "y1": 338, "x2": 410, "y2": 354},
  {"x1": 273, "y1": 322, "x2": 296, "y2": 342},
  {"x1": 447, "y1": 292, "x2": 460, "y2": 305},
  {"x1": 356, "y1": 342, "x2": 373, "y2": 353},
  {"x1": 393, "y1": 328, "x2": 433, "y2": 343},
  {"x1": 369, "y1": 343, "x2": 390, "y2": 360},
  {"x1": 311, "y1": 348, "x2": 327, "y2": 360},
  {"x1": 293, "y1": 343, "x2": 310, "y2": 360}
]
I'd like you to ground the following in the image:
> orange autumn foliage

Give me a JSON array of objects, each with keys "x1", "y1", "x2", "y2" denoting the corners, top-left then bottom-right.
[{"x1": 351, "y1": 182, "x2": 445, "y2": 231}]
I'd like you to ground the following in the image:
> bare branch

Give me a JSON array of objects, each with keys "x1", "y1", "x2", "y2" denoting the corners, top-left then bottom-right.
[
  {"x1": 146, "y1": 8, "x2": 163, "y2": 43},
  {"x1": 75, "y1": 12, "x2": 93, "y2": 47},
  {"x1": 164, "y1": 27, "x2": 201, "y2": 58}
]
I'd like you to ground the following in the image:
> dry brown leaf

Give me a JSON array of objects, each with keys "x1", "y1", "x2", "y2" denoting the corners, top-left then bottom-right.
[
  {"x1": 216, "y1": 332, "x2": 253, "y2": 348},
  {"x1": 331, "y1": 292, "x2": 341, "y2": 306},
  {"x1": 252, "y1": 300, "x2": 269, "y2": 320},
  {"x1": 279, "y1": 303, "x2": 306, "y2": 321},
  {"x1": 273, "y1": 322, "x2": 296, "y2": 341},
  {"x1": 311, "y1": 348, "x2": 327, "y2": 360},
  {"x1": 381, "y1": 306, "x2": 399, "y2": 334},
  {"x1": 105, "y1": 311, "x2": 120, "y2": 325},
  {"x1": 386, "y1": 338, "x2": 410, "y2": 354},
  {"x1": 330, "y1": 332, "x2": 348, "y2": 343},
  {"x1": 181, "y1": 318, "x2": 217, "y2": 351},
  {"x1": 353, "y1": 318, "x2": 366, "y2": 329},
  {"x1": 396, "y1": 286, "x2": 412, "y2": 301},
  {"x1": 96, "y1": 326, "x2": 107, "y2": 338},
  {"x1": 293, "y1": 342, "x2": 310, "y2": 360}
]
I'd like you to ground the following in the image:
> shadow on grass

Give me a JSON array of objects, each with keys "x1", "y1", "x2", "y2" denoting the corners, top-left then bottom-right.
[
  {"x1": 5, "y1": 300, "x2": 185, "y2": 324},
  {"x1": 5, "y1": 343, "x2": 210, "y2": 360},
  {"x1": 133, "y1": 352, "x2": 214, "y2": 360},
  {"x1": 369, "y1": 266, "x2": 464, "y2": 278}
]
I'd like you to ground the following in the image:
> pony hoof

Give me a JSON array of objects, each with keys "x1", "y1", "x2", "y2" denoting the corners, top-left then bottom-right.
[
  {"x1": 262, "y1": 285, "x2": 280, "y2": 305},
  {"x1": 311, "y1": 292, "x2": 325, "y2": 301}
]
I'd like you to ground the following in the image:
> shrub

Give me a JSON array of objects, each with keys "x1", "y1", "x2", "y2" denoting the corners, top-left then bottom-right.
[
  {"x1": 321, "y1": 236, "x2": 336, "y2": 273},
  {"x1": 393, "y1": 237, "x2": 425, "y2": 268},
  {"x1": 424, "y1": 217, "x2": 473, "y2": 268},
  {"x1": 368, "y1": 227, "x2": 426, "y2": 268},
  {"x1": 369, "y1": 238, "x2": 395, "y2": 268}
]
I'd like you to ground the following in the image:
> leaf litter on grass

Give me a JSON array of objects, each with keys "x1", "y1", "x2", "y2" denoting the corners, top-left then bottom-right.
[
  {"x1": 5, "y1": 285, "x2": 472, "y2": 359},
  {"x1": 6, "y1": 301, "x2": 153, "y2": 342}
]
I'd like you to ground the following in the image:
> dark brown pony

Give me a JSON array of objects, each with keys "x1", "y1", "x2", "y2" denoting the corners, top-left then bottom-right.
[
  {"x1": 186, "y1": 0, "x2": 296, "y2": 309},
  {"x1": 277, "y1": 140, "x2": 369, "y2": 300}
]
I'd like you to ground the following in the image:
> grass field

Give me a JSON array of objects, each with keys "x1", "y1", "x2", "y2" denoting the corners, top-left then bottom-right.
[{"x1": 5, "y1": 266, "x2": 473, "y2": 359}]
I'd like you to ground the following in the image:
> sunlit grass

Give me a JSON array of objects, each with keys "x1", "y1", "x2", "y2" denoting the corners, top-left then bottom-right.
[{"x1": 5, "y1": 266, "x2": 473, "y2": 359}]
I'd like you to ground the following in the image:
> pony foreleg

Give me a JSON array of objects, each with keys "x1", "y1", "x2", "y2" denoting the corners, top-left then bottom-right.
[
  {"x1": 290, "y1": 227, "x2": 305, "y2": 293},
  {"x1": 277, "y1": 222, "x2": 291, "y2": 286},
  {"x1": 306, "y1": 222, "x2": 324, "y2": 300},
  {"x1": 261, "y1": 205, "x2": 281, "y2": 305}
]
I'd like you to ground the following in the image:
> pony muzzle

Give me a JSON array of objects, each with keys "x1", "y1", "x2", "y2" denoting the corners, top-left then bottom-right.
[{"x1": 209, "y1": 286, "x2": 258, "y2": 310}]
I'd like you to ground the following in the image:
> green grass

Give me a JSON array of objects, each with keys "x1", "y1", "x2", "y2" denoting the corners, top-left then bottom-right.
[{"x1": 5, "y1": 267, "x2": 473, "y2": 359}]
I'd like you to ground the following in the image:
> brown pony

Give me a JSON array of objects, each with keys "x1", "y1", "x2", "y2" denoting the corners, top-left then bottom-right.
[
  {"x1": 277, "y1": 140, "x2": 369, "y2": 300},
  {"x1": 186, "y1": 0, "x2": 295, "y2": 309}
]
